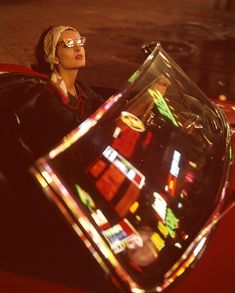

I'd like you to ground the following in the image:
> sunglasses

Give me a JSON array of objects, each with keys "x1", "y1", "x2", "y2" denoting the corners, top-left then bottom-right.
[{"x1": 59, "y1": 36, "x2": 86, "y2": 48}]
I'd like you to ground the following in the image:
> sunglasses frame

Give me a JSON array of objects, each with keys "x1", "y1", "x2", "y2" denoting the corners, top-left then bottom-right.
[{"x1": 58, "y1": 36, "x2": 86, "y2": 48}]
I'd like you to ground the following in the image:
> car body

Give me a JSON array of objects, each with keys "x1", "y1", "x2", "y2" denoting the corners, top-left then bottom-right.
[{"x1": 0, "y1": 43, "x2": 234, "y2": 292}]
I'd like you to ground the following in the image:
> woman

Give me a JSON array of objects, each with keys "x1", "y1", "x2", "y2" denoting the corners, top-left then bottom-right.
[{"x1": 20, "y1": 25, "x2": 103, "y2": 158}]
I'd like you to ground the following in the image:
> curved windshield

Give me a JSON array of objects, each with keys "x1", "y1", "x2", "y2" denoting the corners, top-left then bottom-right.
[{"x1": 33, "y1": 43, "x2": 231, "y2": 292}]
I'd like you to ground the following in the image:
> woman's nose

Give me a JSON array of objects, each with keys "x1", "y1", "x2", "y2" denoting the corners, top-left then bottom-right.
[{"x1": 74, "y1": 45, "x2": 80, "y2": 51}]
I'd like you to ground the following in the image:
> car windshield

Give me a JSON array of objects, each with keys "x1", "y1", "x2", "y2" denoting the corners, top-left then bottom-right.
[{"x1": 32, "y1": 43, "x2": 231, "y2": 291}]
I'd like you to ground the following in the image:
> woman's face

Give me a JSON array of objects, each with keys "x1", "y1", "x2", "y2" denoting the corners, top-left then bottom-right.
[{"x1": 55, "y1": 29, "x2": 86, "y2": 70}]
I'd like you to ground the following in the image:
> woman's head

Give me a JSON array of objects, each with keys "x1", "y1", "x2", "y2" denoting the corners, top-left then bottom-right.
[{"x1": 33, "y1": 25, "x2": 86, "y2": 74}]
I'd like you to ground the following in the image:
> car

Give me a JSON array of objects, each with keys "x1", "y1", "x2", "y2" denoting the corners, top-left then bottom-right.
[{"x1": 0, "y1": 42, "x2": 234, "y2": 292}]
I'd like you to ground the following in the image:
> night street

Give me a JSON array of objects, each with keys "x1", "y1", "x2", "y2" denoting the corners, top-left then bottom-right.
[
  {"x1": 0, "y1": 0, "x2": 235, "y2": 99},
  {"x1": 0, "y1": 1, "x2": 235, "y2": 293}
]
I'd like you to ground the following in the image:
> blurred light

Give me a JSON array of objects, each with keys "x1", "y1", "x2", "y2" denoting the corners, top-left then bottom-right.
[
  {"x1": 165, "y1": 208, "x2": 179, "y2": 238},
  {"x1": 76, "y1": 184, "x2": 96, "y2": 211},
  {"x1": 152, "y1": 192, "x2": 167, "y2": 221},
  {"x1": 185, "y1": 171, "x2": 194, "y2": 183},
  {"x1": 193, "y1": 237, "x2": 207, "y2": 257},
  {"x1": 151, "y1": 232, "x2": 165, "y2": 251},
  {"x1": 136, "y1": 215, "x2": 141, "y2": 221},
  {"x1": 131, "y1": 288, "x2": 145, "y2": 293},
  {"x1": 149, "y1": 88, "x2": 178, "y2": 126},
  {"x1": 128, "y1": 70, "x2": 140, "y2": 83},
  {"x1": 102, "y1": 219, "x2": 141, "y2": 254},
  {"x1": 103, "y1": 146, "x2": 145, "y2": 189},
  {"x1": 104, "y1": 93, "x2": 122, "y2": 110},
  {"x1": 174, "y1": 242, "x2": 182, "y2": 249},
  {"x1": 218, "y1": 94, "x2": 227, "y2": 101},
  {"x1": 34, "y1": 171, "x2": 48, "y2": 188},
  {"x1": 144, "y1": 131, "x2": 153, "y2": 145},
  {"x1": 49, "y1": 118, "x2": 97, "y2": 159},
  {"x1": 41, "y1": 170, "x2": 53, "y2": 184},
  {"x1": 178, "y1": 202, "x2": 183, "y2": 208},
  {"x1": 189, "y1": 161, "x2": 197, "y2": 168},
  {"x1": 127, "y1": 169, "x2": 136, "y2": 180},
  {"x1": 91, "y1": 209, "x2": 109, "y2": 227},
  {"x1": 129, "y1": 201, "x2": 139, "y2": 213},
  {"x1": 113, "y1": 127, "x2": 121, "y2": 138},
  {"x1": 182, "y1": 233, "x2": 189, "y2": 240},
  {"x1": 103, "y1": 146, "x2": 118, "y2": 162},
  {"x1": 170, "y1": 150, "x2": 181, "y2": 177},
  {"x1": 158, "y1": 221, "x2": 169, "y2": 238},
  {"x1": 180, "y1": 190, "x2": 188, "y2": 198},
  {"x1": 169, "y1": 179, "x2": 175, "y2": 190}
]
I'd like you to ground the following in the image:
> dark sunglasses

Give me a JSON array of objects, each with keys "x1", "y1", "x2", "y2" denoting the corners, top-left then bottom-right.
[{"x1": 58, "y1": 36, "x2": 86, "y2": 48}]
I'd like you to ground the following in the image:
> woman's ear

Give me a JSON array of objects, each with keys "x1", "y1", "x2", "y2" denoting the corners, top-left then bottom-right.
[{"x1": 54, "y1": 57, "x2": 59, "y2": 64}]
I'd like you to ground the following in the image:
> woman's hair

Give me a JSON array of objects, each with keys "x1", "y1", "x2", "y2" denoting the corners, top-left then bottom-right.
[
  {"x1": 32, "y1": 25, "x2": 78, "y2": 74},
  {"x1": 31, "y1": 26, "x2": 54, "y2": 74}
]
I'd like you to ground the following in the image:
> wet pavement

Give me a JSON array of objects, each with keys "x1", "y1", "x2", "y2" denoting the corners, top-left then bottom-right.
[{"x1": 0, "y1": 0, "x2": 234, "y2": 99}]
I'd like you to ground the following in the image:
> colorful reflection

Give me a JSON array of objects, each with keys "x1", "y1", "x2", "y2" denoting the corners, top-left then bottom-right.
[
  {"x1": 149, "y1": 88, "x2": 178, "y2": 127},
  {"x1": 32, "y1": 43, "x2": 231, "y2": 293},
  {"x1": 102, "y1": 219, "x2": 142, "y2": 254},
  {"x1": 103, "y1": 146, "x2": 145, "y2": 189}
]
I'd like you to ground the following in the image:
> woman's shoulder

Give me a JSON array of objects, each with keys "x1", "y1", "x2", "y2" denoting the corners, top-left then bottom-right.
[{"x1": 35, "y1": 83, "x2": 65, "y2": 110}]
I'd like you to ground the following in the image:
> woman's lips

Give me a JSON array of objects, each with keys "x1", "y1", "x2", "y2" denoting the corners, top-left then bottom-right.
[{"x1": 75, "y1": 54, "x2": 83, "y2": 60}]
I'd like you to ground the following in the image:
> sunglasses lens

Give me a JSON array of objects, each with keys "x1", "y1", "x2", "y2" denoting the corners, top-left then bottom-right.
[
  {"x1": 63, "y1": 37, "x2": 86, "y2": 48},
  {"x1": 64, "y1": 39, "x2": 74, "y2": 48},
  {"x1": 77, "y1": 37, "x2": 86, "y2": 46}
]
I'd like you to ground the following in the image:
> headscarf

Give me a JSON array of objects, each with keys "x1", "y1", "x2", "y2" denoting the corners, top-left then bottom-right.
[
  {"x1": 43, "y1": 25, "x2": 78, "y2": 71},
  {"x1": 43, "y1": 25, "x2": 79, "y2": 97}
]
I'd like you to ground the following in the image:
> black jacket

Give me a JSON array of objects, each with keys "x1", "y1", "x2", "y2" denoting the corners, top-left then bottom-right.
[{"x1": 19, "y1": 80, "x2": 104, "y2": 158}]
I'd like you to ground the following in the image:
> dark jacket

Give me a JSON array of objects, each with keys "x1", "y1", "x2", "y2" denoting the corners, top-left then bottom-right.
[{"x1": 19, "y1": 80, "x2": 104, "y2": 158}]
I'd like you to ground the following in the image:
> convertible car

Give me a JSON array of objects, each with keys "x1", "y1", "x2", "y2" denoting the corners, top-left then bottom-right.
[{"x1": 0, "y1": 43, "x2": 234, "y2": 292}]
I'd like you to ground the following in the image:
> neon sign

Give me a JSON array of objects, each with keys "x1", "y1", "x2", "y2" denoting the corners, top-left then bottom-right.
[
  {"x1": 91, "y1": 209, "x2": 109, "y2": 229},
  {"x1": 112, "y1": 127, "x2": 141, "y2": 158},
  {"x1": 88, "y1": 159, "x2": 107, "y2": 178},
  {"x1": 102, "y1": 219, "x2": 143, "y2": 254},
  {"x1": 128, "y1": 70, "x2": 140, "y2": 83},
  {"x1": 103, "y1": 146, "x2": 145, "y2": 189},
  {"x1": 148, "y1": 88, "x2": 178, "y2": 126},
  {"x1": 170, "y1": 150, "x2": 181, "y2": 177},
  {"x1": 151, "y1": 232, "x2": 165, "y2": 251},
  {"x1": 166, "y1": 150, "x2": 181, "y2": 197},
  {"x1": 158, "y1": 221, "x2": 169, "y2": 238},
  {"x1": 75, "y1": 184, "x2": 95, "y2": 212},
  {"x1": 152, "y1": 192, "x2": 167, "y2": 221},
  {"x1": 95, "y1": 164, "x2": 125, "y2": 201},
  {"x1": 114, "y1": 184, "x2": 140, "y2": 218},
  {"x1": 165, "y1": 208, "x2": 179, "y2": 238}
]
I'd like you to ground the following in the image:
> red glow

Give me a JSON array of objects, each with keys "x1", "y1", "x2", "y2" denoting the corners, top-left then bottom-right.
[
  {"x1": 115, "y1": 183, "x2": 140, "y2": 217},
  {"x1": 88, "y1": 159, "x2": 107, "y2": 178},
  {"x1": 167, "y1": 173, "x2": 177, "y2": 197},
  {"x1": 95, "y1": 164, "x2": 125, "y2": 201},
  {"x1": 129, "y1": 261, "x2": 143, "y2": 273},
  {"x1": 184, "y1": 171, "x2": 194, "y2": 183},
  {"x1": 144, "y1": 131, "x2": 153, "y2": 145},
  {"x1": 112, "y1": 127, "x2": 140, "y2": 158}
]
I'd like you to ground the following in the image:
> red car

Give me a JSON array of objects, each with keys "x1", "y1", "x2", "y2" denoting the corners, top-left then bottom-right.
[{"x1": 0, "y1": 43, "x2": 234, "y2": 292}]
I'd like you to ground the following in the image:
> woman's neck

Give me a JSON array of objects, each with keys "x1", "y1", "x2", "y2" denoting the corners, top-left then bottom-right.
[{"x1": 58, "y1": 69, "x2": 78, "y2": 92}]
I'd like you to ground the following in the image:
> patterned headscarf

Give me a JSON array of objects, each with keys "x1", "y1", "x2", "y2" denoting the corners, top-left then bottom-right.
[
  {"x1": 43, "y1": 25, "x2": 79, "y2": 97},
  {"x1": 43, "y1": 25, "x2": 78, "y2": 71}
]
